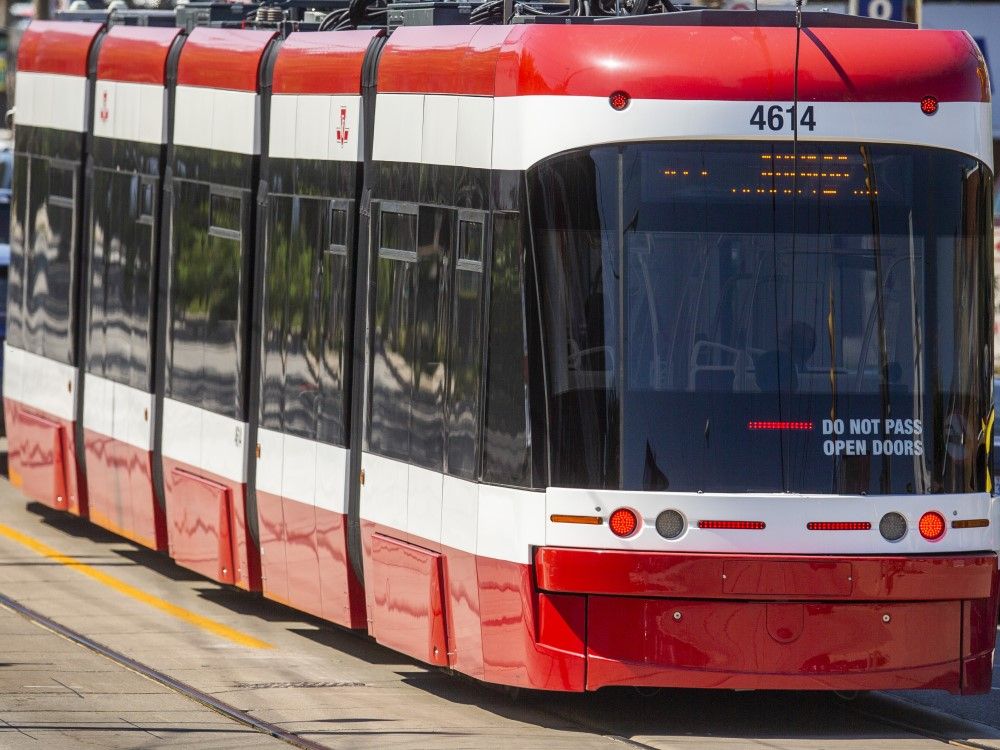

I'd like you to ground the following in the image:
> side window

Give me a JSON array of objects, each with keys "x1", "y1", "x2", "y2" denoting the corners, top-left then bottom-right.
[
  {"x1": 482, "y1": 212, "x2": 531, "y2": 486},
  {"x1": 86, "y1": 172, "x2": 158, "y2": 391},
  {"x1": 445, "y1": 210, "x2": 487, "y2": 479},
  {"x1": 167, "y1": 180, "x2": 210, "y2": 408},
  {"x1": 410, "y1": 205, "x2": 453, "y2": 470},
  {"x1": 368, "y1": 203, "x2": 418, "y2": 460},
  {"x1": 24, "y1": 158, "x2": 76, "y2": 363},
  {"x1": 261, "y1": 196, "x2": 354, "y2": 446},
  {"x1": 329, "y1": 199, "x2": 350, "y2": 255},
  {"x1": 260, "y1": 195, "x2": 291, "y2": 432},
  {"x1": 130, "y1": 176, "x2": 157, "y2": 391},
  {"x1": 45, "y1": 162, "x2": 76, "y2": 364},
  {"x1": 203, "y1": 187, "x2": 244, "y2": 417},
  {"x1": 317, "y1": 198, "x2": 353, "y2": 445},
  {"x1": 86, "y1": 169, "x2": 113, "y2": 378},
  {"x1": 282, "y1": 197, "x2": 324, "y2": 441},
  {"x1": 7, "y1": 153, "x2": 28, "y2": 349}
]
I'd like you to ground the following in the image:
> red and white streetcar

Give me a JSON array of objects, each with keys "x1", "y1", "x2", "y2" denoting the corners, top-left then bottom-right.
[{"x1": 5, "y1": 0, "x2": 998, "y2": 694}]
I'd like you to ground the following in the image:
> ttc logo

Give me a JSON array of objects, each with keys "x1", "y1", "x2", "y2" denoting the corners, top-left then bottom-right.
[{"x1": 336, "y1": 106, "x2": 349, "y2": 147}]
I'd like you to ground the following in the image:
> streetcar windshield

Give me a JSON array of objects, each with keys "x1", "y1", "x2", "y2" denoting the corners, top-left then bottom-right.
[{"x1": 529, "y1": 142, "x2": 993, "y2": 494}]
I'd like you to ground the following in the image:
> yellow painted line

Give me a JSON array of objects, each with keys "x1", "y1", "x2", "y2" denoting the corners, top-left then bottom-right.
[{"x1": 0, "y1": 523, "x2": 273, "y2": 650}]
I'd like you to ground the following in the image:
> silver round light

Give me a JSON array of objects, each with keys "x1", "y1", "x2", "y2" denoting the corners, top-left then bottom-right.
[
  {"x1": 655, "y1": 509, "x2": 685, "y2": 539},
  {"x1": 879, "y1": 512, "x2": 907, "y2": 541}
]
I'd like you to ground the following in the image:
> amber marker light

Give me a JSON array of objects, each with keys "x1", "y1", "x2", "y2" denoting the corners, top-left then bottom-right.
[
  {"x1": 920, "y1": 96, "x2": 939, "y2": 115},
  {"x1": 550, "y1": 514, "x2": 603, "y2": 525},
  {"x1": 608, "y1": 508, "x2": 639, "y2": 537},
  {"x1": 609, "y1": 91, "x2": 631, "y2": 111},
  {"x1": 918, "y1": 511, "x2": 946, "y2": 540},
  {"x1": 952, "y1": 518, "x2": 990, "y2": 529}
]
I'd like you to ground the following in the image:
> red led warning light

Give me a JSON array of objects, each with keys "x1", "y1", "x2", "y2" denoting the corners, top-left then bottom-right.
[
  {"x1": 609, "y1": 91, "x2": 631, "y2": 111},
  {"x1": 918, "y1": 511, "x2": 946, "y2": 540},
  {"x1": 609, "y1": 508, "x2": 639, "y2": 537},
  {"x1": 748, "y1": 421, "x2": 814, "y2": 431},
  {"x1": 698, "y1": 520, "x2": 766, "y2": 530},
  {"x1": 920, "y1": 96, "x2": 939, "y2": 115},
  {"x1": 807, "y1": 521, "x2": 872, "y2": 531}
]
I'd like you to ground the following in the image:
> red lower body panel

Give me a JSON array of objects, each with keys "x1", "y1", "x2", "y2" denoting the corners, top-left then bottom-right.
[
  {"x1": 162, "y1": 458, "x2": 260, "y2": 591},
  {"x1": 369, "y1": 533, "x2": 449, "y2": 666},
  {"x1": 83, "y1": 429, "x2": 166, "y2": 551},
  {"x1": 256, "y1": 491, "x2": 364, "y2": 628},
  {"x1": 360, "y1": 521, "x2": 585, "y2": 691},
  {"x1": 4, "y1": 399, "x2": 86, "y2": 516},
  {"x1": 360, "y1": 524, "x2": 997, "y2": 694},
  {"x1": 537, "y1": 548, "x2": 1000, "y2": 694}
]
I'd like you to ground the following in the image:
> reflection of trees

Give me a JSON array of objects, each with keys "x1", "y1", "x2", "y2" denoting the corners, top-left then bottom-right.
[
  {"x1": 261, "y1": 195, "x2": 349, "y2": 444},
  {"x1": 169, "y1": 180, "x2": 245, "y2": 416},
  {"x1": 24, "y1": 158, "x2": 75, "y2": 364}
]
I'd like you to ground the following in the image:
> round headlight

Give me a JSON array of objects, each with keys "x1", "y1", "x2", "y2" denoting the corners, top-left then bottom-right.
[
  {"x1": 879, "y1": 512, "x2": 907, "y2": 542},
  {"x1": 655, "y1": 509, "x2": 685, "y2": 539}
]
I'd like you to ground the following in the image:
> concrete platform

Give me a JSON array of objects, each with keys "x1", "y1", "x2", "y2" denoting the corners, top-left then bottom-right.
[{"x1": 0, "y1": 475, "x2": 996, "y2": 750}]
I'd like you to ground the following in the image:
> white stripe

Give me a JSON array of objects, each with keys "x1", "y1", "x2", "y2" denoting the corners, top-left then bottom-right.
[
  {"x1": 359, "y1": 450, "x2": 998, "y2": 564},
  {"x1": 14, "y1": 71, "x2": 88, "y2": 133},
  {"x1": 161, "y1": 398, "x2": 247, "y2": 483},
  {"x1": 360, "y1": 452, "x2": 408, "y2": 533},
  {"x1": 173, "y1": 86, "x2": 260, "y2": 155},
  {"x1": 3, "y1": 344, "x2": 76, "y2": 422},
  {"x1": 441, "y1": 475, "x2": 478, "y2": 553},
  {"x1": 477, "y1": 483, "x2": 545, "y2": 565},
  {"x1": 110, "y1": 381, "x2": 153, "y2": 452},
  {"x1": 267, "y1": 94, "x2": 363, "y2": 163},
  {"x1": 456, "y1": 96, "x2": 493, "y2": 171},
  {"x1": 360, "y1": 451, "x2": 545, "y2": 564},
  {"x1": 421, "y1": 95, "x2": 459, "y2": 168},
  {"x1": 93, "y1": 80, "x2": 167, "y2": 145},
  {"x1": 82, "y1": 373, "x2": 113, "y2": 438},
  {"x1": 373, "y1": 93, "x2": 493, "y2": 170},
  {"x1": 255, "y1": 427, "x2": 284, "y2": 496},
  {"x1": 254, "y1": 427, "x2": 350, "y2": 514},
  {"x1": 2, "y1": 342, "x2": 23, "y2": 404},
  {"x1": 315, "y1": 441, "x2": 349, "y2": 515},
  {"x1": 546, "y1": 487, "x2": 1000, "y2": 557},
  {"x1": 83, "y1": 374, "x2": 154, "y2": 452},
  {"x1": 372, "y1": 93, "x2": 424, "y2": 166},
  {"x1": 491, "y1": 97, "x2": 994, "y2": 171},
  {"x1": 407, "y1": 463, "x2": 443, "y2": 545},
  {"x1": 281, "y1": 430, "x2": 318, "y2": 506}
]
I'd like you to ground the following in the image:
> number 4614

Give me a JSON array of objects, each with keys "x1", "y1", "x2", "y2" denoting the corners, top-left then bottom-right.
[{"x1": 750, "y1": 104, "x2": 817, "y2": 132}]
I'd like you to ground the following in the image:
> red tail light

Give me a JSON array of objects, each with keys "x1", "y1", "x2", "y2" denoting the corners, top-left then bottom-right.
[
  {"x1": 608, "y1": 508, "x2": 639, "y2": 537},
  {"x1": 918, "y1": 511, "x2": 945, "y2": 540},
  {"x1": 748, "y1": 421, "x2": 813, "y2": 431},
  {"x1": 609, "y1": 91, "x2": 631, "y2": 111},
  {"x1": 698, "y1": 520, "x2": 766, "y2": 530},
  {"x1": 920, "y1": 96, "x2": 939, "y2": 115},
  {"x1": 807, "y1": 521, "x2": 872, "y2": 531}
]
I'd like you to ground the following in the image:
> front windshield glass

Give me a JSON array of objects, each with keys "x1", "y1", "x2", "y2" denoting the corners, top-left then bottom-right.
[{"x1": 529, "y1": 141, "x2": 993, "y2": 495}]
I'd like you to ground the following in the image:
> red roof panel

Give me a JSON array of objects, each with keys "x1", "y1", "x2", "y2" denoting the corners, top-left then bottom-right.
[
  {"x1": 177, "y1": 28, "x2": 277, "y2": 92},
  {"x1": 272, "y1": 30, "x2": 381, "y2": 95},
  {"x1": 378, "y1": 25, "x2": 509, "y2": 96},
  {"x1": 97, "y1": 26, "x2": 183, "y2": 85},
  {"x1": 493, "y1": 24, "x2": 988, "y2": 103},
  {"x1": 17, "y1": 20, "x2": 102, "y2": 77}
]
